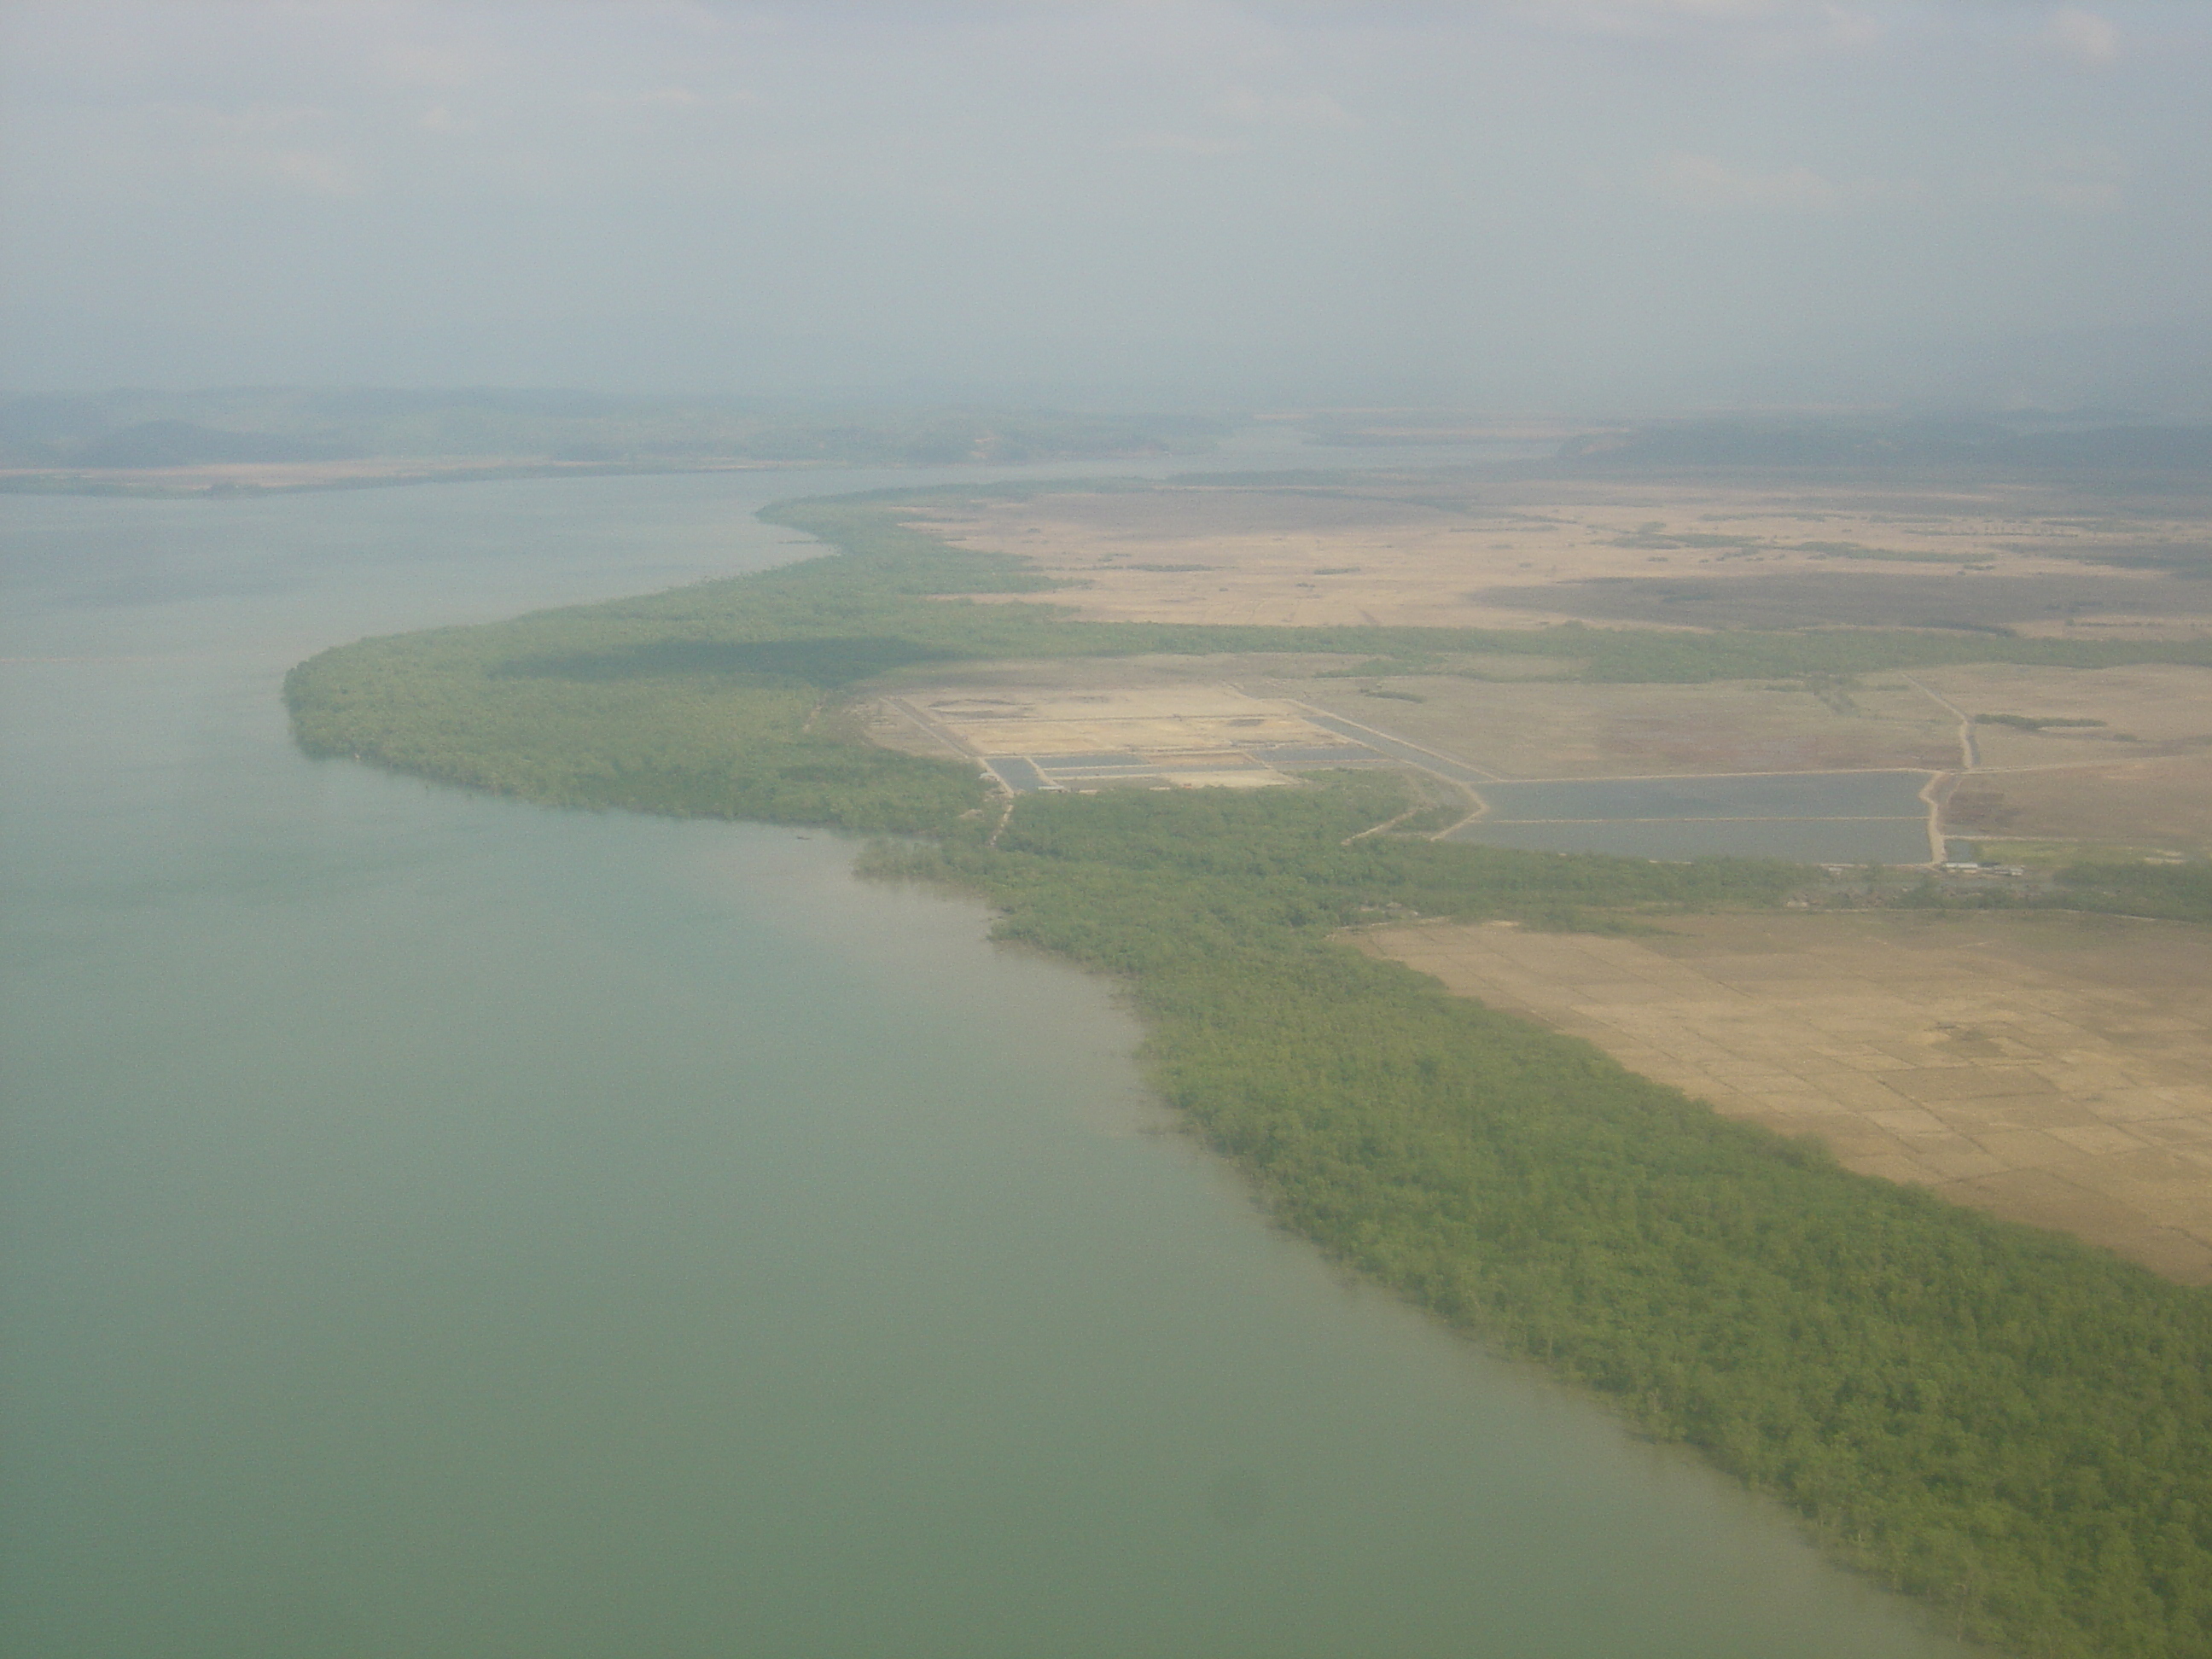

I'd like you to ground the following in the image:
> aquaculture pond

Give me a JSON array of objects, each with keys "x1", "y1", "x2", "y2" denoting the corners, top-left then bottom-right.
[{"x1": 1448, "y1": 769, "x2": 1937, "y2": 864}]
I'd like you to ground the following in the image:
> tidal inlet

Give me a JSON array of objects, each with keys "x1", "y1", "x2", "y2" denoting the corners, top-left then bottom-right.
[{"x1": 5, "y1": 6, "x2": 2211, "y2": 1659}]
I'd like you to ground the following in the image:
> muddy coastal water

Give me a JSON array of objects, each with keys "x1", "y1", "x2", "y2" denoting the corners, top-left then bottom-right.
[{"x1": 1, "y1": 464, "x2": 1970, "y2": 1657}]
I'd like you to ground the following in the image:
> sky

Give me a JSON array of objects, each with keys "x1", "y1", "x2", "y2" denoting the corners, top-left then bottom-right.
[{"x1": 3, "y1": 0, "x2": 2209, "y2": 411}]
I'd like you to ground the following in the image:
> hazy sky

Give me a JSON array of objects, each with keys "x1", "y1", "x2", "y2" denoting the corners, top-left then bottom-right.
[{"x1": 4, "y1": 1, "x2": 2208, "y2": 409}]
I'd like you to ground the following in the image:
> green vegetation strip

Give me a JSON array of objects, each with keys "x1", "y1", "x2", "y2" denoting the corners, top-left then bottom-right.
[
  {"x1": 287, "y1": 485, "x2": 2212, "y2": 1658},
  {"x1": 1921, "y1": 862, "x2": 2212, "y2": 928}
]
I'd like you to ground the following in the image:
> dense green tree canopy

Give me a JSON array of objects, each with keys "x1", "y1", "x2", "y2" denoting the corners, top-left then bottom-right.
[{"x1": 286, "y1": 485, "x2": 2212, "y2": 1658}]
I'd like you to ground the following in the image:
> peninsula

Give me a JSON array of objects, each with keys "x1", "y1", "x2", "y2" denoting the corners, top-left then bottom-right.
[{"x1": 288, "y1": 467, "x2": 2212, "y2": 1659}]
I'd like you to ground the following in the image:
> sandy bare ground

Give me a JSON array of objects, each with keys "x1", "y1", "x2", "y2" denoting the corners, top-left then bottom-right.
[
  {"x1": 907, "y1": 475, "x2": 2212, "y2": 636},
  {"x1": 1357, "y1": 911, "x2": 2212, "y2": 1282},
  {"x1": 1259, "y1": 672, "x2": 1965, "y2": 778},
  {"x1": 1264, "y1": 661, "x2": 2212, "y2": 853},
  {"x1": 894, "y1": 480, "x2": 2212, "y2": 850},
  {"x1": 865, "y1": 650, "x2": 2212, "y2": 853},
  {"x1": 1943, "y1": 754, "x2": 2212, "y2": 855},
  {"x1": 864, "y1": 680, "x2": 1367, "y2": 790},
  {"x1": 894, "y1": 684, "x2": 1318, "y2": 755},
  {"x1": 1907, "y1": 663, "x2": 2212, "y2": 854}
]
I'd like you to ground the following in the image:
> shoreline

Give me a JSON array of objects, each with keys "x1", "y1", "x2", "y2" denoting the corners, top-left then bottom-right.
[
  {"x1": 0, "y1": 457, "x2": 808, "y2": 500},
  {"x1": 280, "y1": 474, "x2": 2212, "y2": 1658}
]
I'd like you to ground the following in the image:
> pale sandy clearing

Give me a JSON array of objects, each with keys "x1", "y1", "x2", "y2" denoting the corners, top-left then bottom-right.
[
  {"x1": 905, "y1": 477, "x2": 2212, "y2": 634},
  {"x1": 864, "y1": 682, "x2": 1366, "y2": 789},
  {"x1": 1358, "y1": 911, "x2": 2212, "y2": 1281}
]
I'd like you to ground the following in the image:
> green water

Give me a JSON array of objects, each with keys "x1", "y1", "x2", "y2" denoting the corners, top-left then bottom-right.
[{"x1": 1, "y1": 473, "x2": 1975, "y2": 1658}]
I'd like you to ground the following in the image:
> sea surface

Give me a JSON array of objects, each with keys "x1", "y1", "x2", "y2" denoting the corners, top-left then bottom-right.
[{"x1": 1, "y1": 454, "x2": 1971, "y2": 1657}]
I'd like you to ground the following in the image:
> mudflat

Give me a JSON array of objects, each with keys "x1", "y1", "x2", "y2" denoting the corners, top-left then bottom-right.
[{"x1": 1359, "y1": 910, "x2": 2212, "y2": 1281}]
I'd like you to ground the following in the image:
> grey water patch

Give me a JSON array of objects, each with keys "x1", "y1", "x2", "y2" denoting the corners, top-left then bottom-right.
[
  {"x1": 1452, "y1": 817, "x2": 1934, "y2": 864},
  {"x1": 1447, "y1": 771, "x2": 1935, "y2": 864},
  {"x1": 1291, "y1": 712, "x2": 1500, "y2": 783},
  {"x1": 1254, "y1": 742, "x2": 1399, "y2": 769},
  {"x1": 985, "y1": 755, "x2": 1049, "y2": 792},
  {"x1": 1024, "y1": 753, "x2": 1219, "y2": 776},
  {"x1": 1474, "y1": 771, "x2": 1931, "y2": 823},
  {"x1": 1203, "y1": 1465, "x2": 1272, "y2": 1531}
]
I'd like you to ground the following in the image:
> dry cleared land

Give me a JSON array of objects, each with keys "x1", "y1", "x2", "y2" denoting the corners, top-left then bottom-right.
[
  {"x1": 888, "y1": 474, "x2": 2212, "y2": 852},
  {"x1": 1910, "y1": 662, "x2": 2212, "y2": 854},
  {"x1": 909, "y1": 474, "x2": 2212, "y2": 637},
  {"x1": 1360, "y1": 911, "x2": 2212, "y2": 1282},
  {"x1": 871, "y1": 475, "x2": 2212, "y2": 1272},
  {"x1": 869, "y1": 678, "x2": 1345, "y2": 790}
]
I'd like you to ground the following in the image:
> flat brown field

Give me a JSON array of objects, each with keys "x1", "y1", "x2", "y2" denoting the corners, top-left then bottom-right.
[
  {"x1": 864, "y1": 655, "x2": 2212, "y2": 850},
  {"x1": 908, "y1": 473, "x2": 2212, "y2": 635},
  {"x1": 1253, "y1": 672, "x2": 1965, "y2": 778},
  {"x1": 892, "y1": 476, "x2": 2212, "y2": 848},
  {"x1": 1911, "y1": 662, "x2": 2212, "y2": 854},
  {"x1": 1358, "y1": 911, "x2": 2212, "y2": 1281},
  {"x1": 1944, "y1": 755, "x2": 2212, "y2": 855},
  {"x1": 867, "y1": 677, "x2": 1345, "y2": 789}
]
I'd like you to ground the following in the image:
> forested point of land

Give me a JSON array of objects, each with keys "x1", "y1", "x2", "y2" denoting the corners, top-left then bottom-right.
[{"x1": 285, "y1": 482, "x2": 2212, "y2": 1659}]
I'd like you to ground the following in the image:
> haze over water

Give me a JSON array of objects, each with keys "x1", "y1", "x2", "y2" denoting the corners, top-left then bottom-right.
[{"x1": 0, "y1": 463, "x2": 1972, "y2": 1658}]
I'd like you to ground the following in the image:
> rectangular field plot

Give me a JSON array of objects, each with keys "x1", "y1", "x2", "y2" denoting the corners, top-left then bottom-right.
[
  {"x1": 889, "y1": 684, "x2": 1379, "y2": 792},
  {"x1": 1447, "y1": 770, "x2": 1937, "y2": 864},
  {"x1": 1359, "y1": 910, "x2": 2212, "y2": 1282}
]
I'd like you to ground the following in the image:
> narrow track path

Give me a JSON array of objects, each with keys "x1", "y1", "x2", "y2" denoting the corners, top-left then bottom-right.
[
  {"x1": 1903, "y1": 674, "x2": 1979, "y2": 771},
  {"x1": 1902, "y1": 676, "x2": 1979, "y2": 864}
]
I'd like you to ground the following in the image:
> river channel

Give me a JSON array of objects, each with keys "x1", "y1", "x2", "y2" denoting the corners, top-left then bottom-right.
[{"x1": 1, "y1": 459, "x2": 1971, "y2": 1657}]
